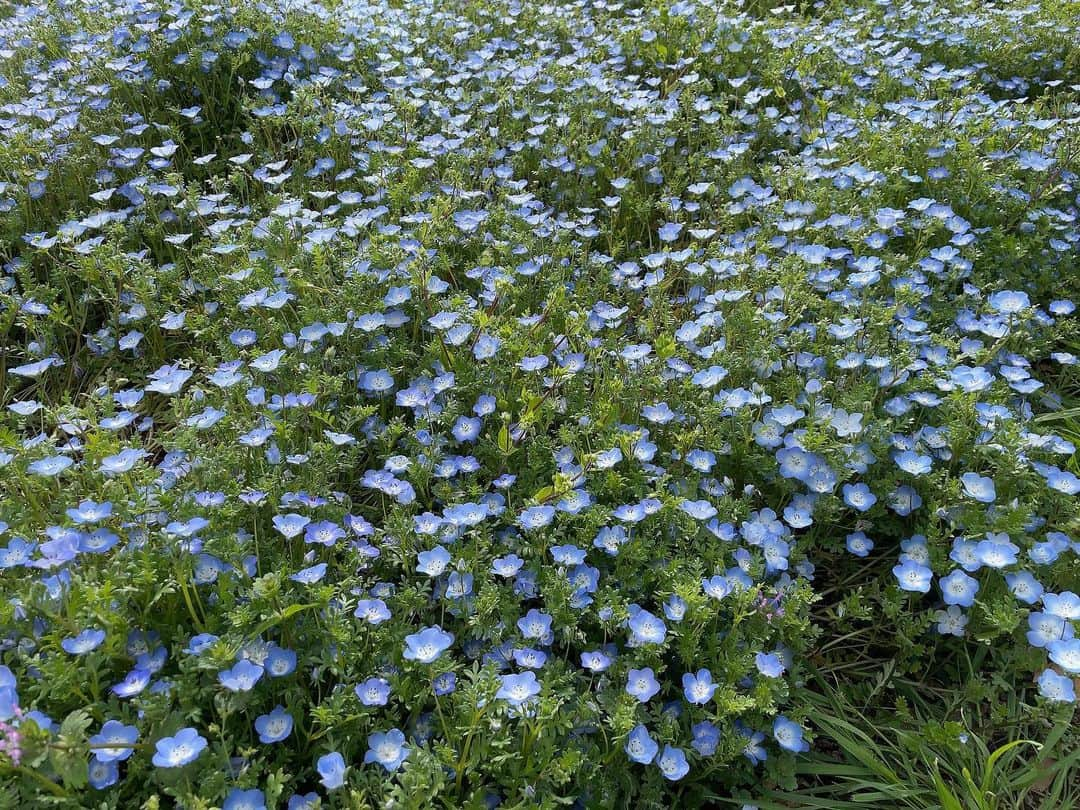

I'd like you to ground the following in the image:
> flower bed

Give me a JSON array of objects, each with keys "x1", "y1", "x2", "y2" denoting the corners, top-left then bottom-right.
[{"x1": 0, "y1": 0, "x2": 1077, "y2": 806}]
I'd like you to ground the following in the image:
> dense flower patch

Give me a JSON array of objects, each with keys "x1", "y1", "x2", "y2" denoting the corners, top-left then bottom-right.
[{"x1": 0, "y1": 0, "x2": 1078, "y2": 805}]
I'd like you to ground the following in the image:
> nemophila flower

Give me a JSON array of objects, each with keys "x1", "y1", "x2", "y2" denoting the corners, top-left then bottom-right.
[
  {"x1": 274, "y1": 513, "x2": 310, "y2": 539},
  {"x1": 625, "y1": 724, "x2": 658, "y2": 764},
  {"x1": 680, "y1": 499, "x2": 718, "y2": 520},
  {"x1": 497, "y1": 672, "x2": 542, "y2": 707},
  {"x1": 219, "y1": 660, "x2": 264, "y2": 692},
  {"x1": 960, "y1": 473, "x2": 996, "y2": 503},
  {"x1": 773, "y1": 716, "x2": 809, "y2": 753},
  {"x1": 940, "y1": 570, "x2": 979, "y2": 607},
  {"x1": 1047, "y1": 639, "x2": 1080, "y2": 673},
  {"x1": 255, "y1": 706, "x2": 293, "y2": 743},
  {"x1": 893, "y1": 560, "x2": 933, "y2": 593},
  {"x1": 291, "y1": 563, "x2": 327, "y2": 584},
  {"x1": 1043, "y1": 591, "x2": 1080, "y2": 620},
  {"x1": 111, "y1": 669, "x2": 150, "y2": 698},
  {"x1": 517, "y1": 609, "x2": 553, "y2": 641},
  {"x1": 626, "y1": 667, "x2": 661, "y2": 702},
  {"x1": 356, "y1": 677, "x2": 391, "y2": 706},
  {"x1": 317, "y1": 751, "x2": 347, "y2": 789},
  {"x1": 894, "y1": 450, "x2": 932, "y2": 476},
  {"x1": 445, "y1": 571, "x2": 473, "y2": 600},
  {"x1": 842, "y1": 483, "x2": 877, "y2": 512},
  {"x1": 417, "y1": 545, "x2": 451, "y2": 576},
  {"x1": 87, "y1": 756, "x2": 119, "y2": 789},
  {"x1": 1025, "y1": 613, "x2": 1072, "y2": 648},
  {"x1": 664, "y1": 595, "x2": 687, "y2": 622},
  {"x1": 433, "y1": 672, "x2": 457, "y2": 695},
  {"x1": 263, "y1": 647, "x2": 296, "y2": 678},
  {"x1": 1004, "y1": 572, "x2": 1043, "y2": 605},
  {"x1": 492, "y1": 554, "x2": 524, "y2": 576},
  {"x1": 514, "y1": 648, "x2": 548, "y2": 669},
  {"x1": 934, "y1": 605, "x2": 969, "y2": 636},
  {"x1": 656, "y1": 745, "x2": 690, "y2": 781},
  {"x1": 739, "y1": 724, "x2": 768, "y2": 766},
  {"x1": 355, "y1": 599, "x2": 392, "y2": 625},
  {"x1": 152, "y1": 728, "x2": 207, "y2": 768},
  {"x1": 692, "y1": 721, "x2": 720, "y2": 756},
  {"x1": 949, "y1": 539, "x2": 981, "y2": 572},
  {"x1": 974, "y1": 535, "x2": 1018, "y2": 569},
  {"x1": 988, "y1": 290, "x2": 1030, "y2": 314},
  {"x1": 403, "y1": 626, "x2": 454, "y2": 663},
  {"x1": 581, "y1": 650, "x2": 612, "y2": 672},
  {"x1": 627, "y1": 609, "x2": 667, "y2": 645},
  {"x1": 682, "y1": 669, "x2": 717, "y2": 704},
  {"x1": 518, "y1": 505, "x2": 555, "y2": 530},
  {"x1": 223, "y1": 788, "x2": 267, "y2": 810},
  {"x1": 89, "y1": 720, "x2": 138, "y2": 762},
  {"x1": 845, "y1": 531, "x2": 873, "y2": 558},
  {"x1": 304, "y1": 520, "x2": 345, "y2": 547},
  {"x1": 145, "y1": 364, "x2": 192, "y2": 395},
  {"x1": 702, "y1": 575, "x2": 732, "y2": 600},
  {"x1": 755, "y1": 652, "x2": 786, "y2": 678},
  {"x1": 62, "y1": 628, "x2": 106, "y2": 655},
  {"x1": 364, "y1": 729, "x2": 409, "y2": 772},
  {"x1": 28, "y1": 456, "x2": 73, "y2": 477},
  {"x1": 1037, "y1": 669, "x2": 1076, "y2": 703}
]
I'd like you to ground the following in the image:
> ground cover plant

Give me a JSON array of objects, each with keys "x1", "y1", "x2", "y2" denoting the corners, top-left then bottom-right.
[{"x1": 0, "y1": 0, "x2": 1078, "y2": 806}]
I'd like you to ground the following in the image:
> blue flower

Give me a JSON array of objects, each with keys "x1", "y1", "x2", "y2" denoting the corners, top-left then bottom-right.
[
  {"x1": 625, "y1": 667, "x2": 661, "y2": 702},
  {"x1": 254, "y1": 705, "x2": 293, "y2": 743},
  {"x1": 219, "y1": 660, "x2": 264, "y2": 692},
  {"x1": 403, "y1": 626, "x2": 454, "y2": 663},
  {"x1": 627, "y1": 609, "x2": 667, "y2": 645},
  {"x1": 356, "y1": 677, "x2": 391, "y2": 706},
  {"x1": 1044, "y1": 591, "x2": 1080, "y2": 619},
  {"x1": 28, "y1": 456, "x2": 74, "y2": 477},
  {"x1": 1047, "y1": 639, "x2": 1080, "y2": 673},
  {"x1": 317, "y1": 751, "x2": 347, "y2": 790},
  {"x1": 842, "y1": 483, "x2": 877, "y2": 512},
  {"x1": 624, "y1": 724, "x2": 658, "y2": 764},
  {"x1": 893, "y1": 560, "x2": 933, "y2": 593},
  {"x1": 960, "y1": 472, "x2": 996, "y2": 503},
  {"x1": 223, "y1": 788, "x2": 267, "y2": 810},
  {"x1": 682, "y1": 669, "x2": 717, "y2": 704},
  {"x1": 364, "y1": 729, "x2": 409, "y2": 772},
  {"x1": 497, "y1": 672, "x2": 542, "y2": 707},
  {"x1": 754, "y1": 652, "x2": 786, "y2": 678},
  {"x1": 416, "y1": 545, "x2": 451, "y2": 577},
  {"x1": 152, "y1": 728, "x2": 207, "y2": 767},
  {"x1": 88, "y1": 759, "x2": 118, "y2": 790},
  {"x1": 1004, "y1": 571, "x2": 1043, "y2": 605},
  {"x1": 90, "y1": 720, "x2": 138, "y2": 762},
  {"x1": 773, "y1": 716, "x2": 809, "y2": 753},
  {"x1": 934, "y1": 605, "x2": 969, "y2": 636},
  {"x1": 355, "y1": 598, "x2": 393, "y2": 624},
  {"x1": 433, "y1": 672, "x2": 457, "y2": 695},
  {"x1": 974, "y1": 535, "x2": 1018, "y2": 569},
  {"x1": 894, "y1": 450, "x2": 932, "y2": 475},
  {"x1": 987, "y1": 290, "x2": 1030, "y2": 314},
  {"x1": 62, "y1": 628, "x2": 106, "y2": 655},
  {"x1": 517, "y1": 609, "x2": 553, "y2": 642},
  {"x1": 111, "y1": 668, "x2": 151, "y2": 698},
  {"x1": 518, "y1": 505, "x2": 556, "y2": 530},
  {"x1": 580, "y1": 650, "x2": 612, "y2": 672},
  {"x1": 692, "y1": 721, "x2": 720, "y2": 756},
  {"x1": 845, "y1": 531, "x2": 873, "y2": 557},
  {"x1": 656, "y1": 745, "x2": 690, "y2": 780},
  {"x1": 1037, "y1": 669, "x2": 1076, "y2": 703},
  {"x1": 739, "y1": 724, "x2": 768, "y2": 765},
  {"x1": 939, "y1": 569, "x2": 979, "y2": 607}
]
